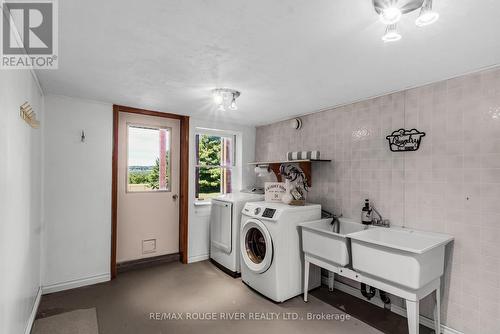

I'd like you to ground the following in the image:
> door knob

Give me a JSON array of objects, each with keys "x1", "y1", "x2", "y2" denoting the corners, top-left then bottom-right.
[{"x1": 172, "y1": 194, "x2": 179, "y2": 201}]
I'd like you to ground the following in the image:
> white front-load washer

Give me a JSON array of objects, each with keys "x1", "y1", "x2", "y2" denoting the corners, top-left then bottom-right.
[
  {"x1": 209, "y1": 192, "x2": 264, "y2": 277},
  {"x1": 240, "y1": 201, "x2": 321, "y2": 302}
]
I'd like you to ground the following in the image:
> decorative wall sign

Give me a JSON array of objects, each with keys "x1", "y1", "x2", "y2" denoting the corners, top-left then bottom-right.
[
  {"x1": 386, "y1": 129, "x2": 426, "y2": 152},
  {"x1": 264, "y1": 182, "x2": 286, "y2": 202}
]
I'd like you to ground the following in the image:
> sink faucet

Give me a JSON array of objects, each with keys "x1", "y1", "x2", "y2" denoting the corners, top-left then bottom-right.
[
  {"x1": 330, "y1": 213, "x2": 342, "y2": 233},
  {"x1": 371, "y1": 206, "x2": 390, "y2": 228}
]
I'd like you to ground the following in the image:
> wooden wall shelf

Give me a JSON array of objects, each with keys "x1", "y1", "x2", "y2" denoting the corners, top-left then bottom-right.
[{"x1": 249, "y1": 159, "x2": 331, "y2": 187}]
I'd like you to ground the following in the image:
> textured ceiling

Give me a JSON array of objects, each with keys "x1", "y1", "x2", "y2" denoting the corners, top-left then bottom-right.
[{"x1": 36, "y1": 0, "x2": 500, "y2": 125}]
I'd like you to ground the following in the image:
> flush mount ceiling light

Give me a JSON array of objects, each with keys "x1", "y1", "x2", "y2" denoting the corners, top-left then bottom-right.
[
  {"x1": 212, "y1": 88, "x2": 241, "y2": 111},
  {"x1": 373, "y1": 0, "x2": 439, "y2": 42}
]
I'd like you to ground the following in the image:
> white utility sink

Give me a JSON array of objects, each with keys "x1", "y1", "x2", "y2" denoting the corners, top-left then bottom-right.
[
  {"x1": 300, "y1": 218, "x2": 365, "y2": 266},
  {"x1": 348, "y1": 227, "x2": 454, "y2": 290}
]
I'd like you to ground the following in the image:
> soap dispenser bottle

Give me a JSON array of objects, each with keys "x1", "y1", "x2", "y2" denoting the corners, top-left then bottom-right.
[{"x1": 361, "y1": 199, "x2": 372, "y2": 225}]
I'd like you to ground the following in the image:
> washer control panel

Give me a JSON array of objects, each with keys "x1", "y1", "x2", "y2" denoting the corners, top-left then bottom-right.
[
  {"x1": 242, "y1": 202, "x2": 281, "y2": 221},
  {"x1": 262, "y1": 208, "x2": 276, "y2": 218}
]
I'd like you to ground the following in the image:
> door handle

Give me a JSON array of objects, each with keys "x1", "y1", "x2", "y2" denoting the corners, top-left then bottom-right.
[{"x1": 172, "y1": 194, "x2": 179, "y2": 201}]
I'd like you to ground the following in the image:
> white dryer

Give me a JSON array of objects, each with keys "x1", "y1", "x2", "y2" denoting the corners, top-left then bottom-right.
[
  {"x1": 240, "y1": 201, "x2": 321, "y2": 302},
  {"x1": 210, "y1": 192, "x2": 264, "y2": 277}
]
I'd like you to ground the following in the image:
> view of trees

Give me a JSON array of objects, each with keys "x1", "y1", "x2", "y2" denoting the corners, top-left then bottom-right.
[
  {"x1": 128, "y1": 152, "x2": 170, "y2": 190},
  {"x1": 128, "y1": 170, "x2": 150, "y2": 184},
  {"x1": 197, "y1": 135, "x2": 222, "y2": 194},
  {"x1": 128, "y1": 134, "x2": 225, "y2": 196}
]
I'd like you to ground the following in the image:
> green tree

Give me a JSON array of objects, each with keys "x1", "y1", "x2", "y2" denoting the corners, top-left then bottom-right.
[
  {"x1": 198, "y1": 135, "x2": 221, "y2": 193},
  {"x1": 148, "y1": 152, "x2": 170, "y2": 190},
  {"x1": 128, "y1": 171, "x2": 150, "y2": 184}
]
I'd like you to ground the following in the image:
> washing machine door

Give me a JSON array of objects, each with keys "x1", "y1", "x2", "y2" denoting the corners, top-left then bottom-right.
[{"x1": 241, "y1": 219, "x2": 273, "y2": 274}]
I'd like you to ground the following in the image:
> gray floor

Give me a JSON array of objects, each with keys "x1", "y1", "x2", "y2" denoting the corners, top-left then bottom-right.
[
  {"x1": 37, "y1": 261, "x2": 389, "y2": 334},
  {"x1": 33, "y1": 308, "x2": 99, "y2": 334}
]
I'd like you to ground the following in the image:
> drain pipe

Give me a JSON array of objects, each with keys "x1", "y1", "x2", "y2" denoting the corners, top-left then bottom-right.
[
  {"x1": 379, "y1": 290, "x2": 391, "y2": 305},
  {"x1": 360, "y1": 283, "x2": 376, "y2": 300},
  {"x1": 361, "y1": 284, "x2": 391, "y2": 307}
]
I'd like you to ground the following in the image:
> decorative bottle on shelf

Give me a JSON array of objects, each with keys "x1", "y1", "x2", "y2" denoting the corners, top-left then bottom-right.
[{"x1": 361, "y1": 199, "x2": 372, "y2": 225}]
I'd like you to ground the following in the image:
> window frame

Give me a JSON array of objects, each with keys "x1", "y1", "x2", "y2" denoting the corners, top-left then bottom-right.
[
  {"x1": 194, "y1": 129, "x2": 237, "y2": 201},
  {"x1": 126, "y1": 122, "x2": 172, "y2": 193}
]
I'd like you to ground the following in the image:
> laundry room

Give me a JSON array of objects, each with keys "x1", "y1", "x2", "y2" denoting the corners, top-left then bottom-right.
[{"x1": 3, "y1": 1, "x2": 499, "y2": 334}]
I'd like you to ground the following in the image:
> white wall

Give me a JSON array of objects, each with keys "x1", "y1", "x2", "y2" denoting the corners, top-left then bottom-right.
[
  {"x1": 188, "y1": 118, "x2": 256, "y2": 263},
  {"x1": 41, "y1": 98, "x2": 254, "y2": 288},
  {"x1": 0, "y1": 70, "x2": 44, "y2": 333},
  {"x1": 42, "y1": 95, "x2": 112, "y2": 292},
  {"x1": 255, "y1": 67, "x2": 500, "y2": 333}
]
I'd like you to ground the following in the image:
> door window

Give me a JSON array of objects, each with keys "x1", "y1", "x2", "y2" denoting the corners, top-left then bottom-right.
[{"x1": 127, "y1": 124, "x2": 171, "y2": 192}]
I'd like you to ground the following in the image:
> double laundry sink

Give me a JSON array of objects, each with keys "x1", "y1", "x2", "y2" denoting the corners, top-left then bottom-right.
[
  {"x1": 300, "y1": 218, "x2": 453, "y2": 334},
  {"x1": 300, "y1": 217, "x2": 453, "y2": 290}
]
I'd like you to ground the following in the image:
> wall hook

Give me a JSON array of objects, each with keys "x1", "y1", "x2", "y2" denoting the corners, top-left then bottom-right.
[
  {"x1": 81, "y1": 130, "x2": 86, "y2": 143},
  {"x1": 20, "y1": 101, "x2": 40, "y2": 128}
]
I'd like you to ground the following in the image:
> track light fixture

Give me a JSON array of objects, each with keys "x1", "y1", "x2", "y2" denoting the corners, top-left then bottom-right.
[
  {"x1": 373, "y1": 0, "x2": 439, "y2": 42},
  {"x1": 212, "y1": 88, "x2": 241, "y2": 111}
]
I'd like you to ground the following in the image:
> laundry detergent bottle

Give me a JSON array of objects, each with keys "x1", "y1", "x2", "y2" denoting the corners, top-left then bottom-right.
[{"x1": 361, "y1": 199, "x2": 372, "y2": 225}]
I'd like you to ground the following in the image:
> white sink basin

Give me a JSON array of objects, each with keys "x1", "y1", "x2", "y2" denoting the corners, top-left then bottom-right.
[
  {"x1": 348, "y1": 227, "x2": 453, "y2": 290},
  {"x1": 300, "y1": 218, "x2": 365, "y2": 266}
]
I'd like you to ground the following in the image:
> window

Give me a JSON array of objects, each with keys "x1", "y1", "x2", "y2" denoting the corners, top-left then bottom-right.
[
  {"x1": 195, "y1": 133, "x2": 235, "y2": 200},
  {"x1": 127, "y1": 124, "x2": 171, "y2": 192}
]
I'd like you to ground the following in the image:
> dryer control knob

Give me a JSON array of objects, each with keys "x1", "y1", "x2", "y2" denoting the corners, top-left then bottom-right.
[{"x1": 254, "y1": 207, "x2": 261, "y2": 215}]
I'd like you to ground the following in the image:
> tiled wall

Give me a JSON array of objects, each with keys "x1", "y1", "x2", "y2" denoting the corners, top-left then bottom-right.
[{"x1": 255, "y1": 67, "x2": 500, "y2": 333}]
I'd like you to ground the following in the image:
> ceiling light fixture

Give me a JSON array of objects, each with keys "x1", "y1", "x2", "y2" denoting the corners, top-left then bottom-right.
[
  {"x1": 382, "y1": 24, "x2": 402, "y2": 42},
  {"x1": 415, "y1": 0, "x2": 439, "y2": 27},
  {"x1": 373, "y1": 0, "x2": 440, "y2": 42},
  {"x1": 212, "y1": 88, "x2": 241, "y2": 111}
]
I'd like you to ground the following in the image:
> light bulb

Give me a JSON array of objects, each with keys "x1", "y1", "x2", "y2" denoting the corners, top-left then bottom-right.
[
  {"x1": 229, "y1": 98, "x2": 237, "y2": 110},
  {"x1": 415, "y1": 11, "x2": 439, "y2": 26},
  {"x1": 213, "y1": 92, "x2": 223, "y2": 105},
  {"x1": 379, "y1": 7, "x2": 402, "y2": 25},
  {"x1": 416, "y1": 0, "x2": 439, "y2": 27},
  {"x1": 415, "y1": 6, "x2": 439, "y2": 27},
  {"x1": 382, "y1": 24, "x2": 402, "y2": 42}
]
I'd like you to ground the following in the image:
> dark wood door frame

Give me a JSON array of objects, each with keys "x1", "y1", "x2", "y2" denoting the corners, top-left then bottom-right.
[{"x1": 111, "y1": 104, "x2": 190, "y2": 279}]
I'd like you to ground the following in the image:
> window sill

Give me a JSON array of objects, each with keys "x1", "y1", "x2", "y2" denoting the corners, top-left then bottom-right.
[{"x1": 193, "y1": 201, "x2": 212, "y2": 207}]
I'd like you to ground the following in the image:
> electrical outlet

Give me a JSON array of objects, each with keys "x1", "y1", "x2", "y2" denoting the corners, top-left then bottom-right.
[{"x1": 142, "y1": 239, "x2": 156, "y2": 254}]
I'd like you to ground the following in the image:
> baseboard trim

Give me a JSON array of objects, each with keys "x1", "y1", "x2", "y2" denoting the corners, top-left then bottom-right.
[
  {"x1": 42, "y1": 273, "x2": 110, "y2": 294},
  {"x1": 117, "y1": 253, "x2": 180, "y2": 273},
  {"x1": 188, "y1": 254, "x2": 209, "y2": 263},
  {"x1": 390, "y1": 303, "x2": 463, "y2": 334},
  {"x1": 322, "y1": 277, "x2": 463, "y2": 334},
  {"x1": 209, "y1": 258, "x2": 241, "y2": 278},
  {"x1": 24, "y1": 287, "x2": 42, "y2": 334}
]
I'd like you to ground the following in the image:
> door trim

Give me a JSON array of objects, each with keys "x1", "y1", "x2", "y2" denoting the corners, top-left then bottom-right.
[{"x1": 111, "y1": 104, "x2": 189, "y2": 279}]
